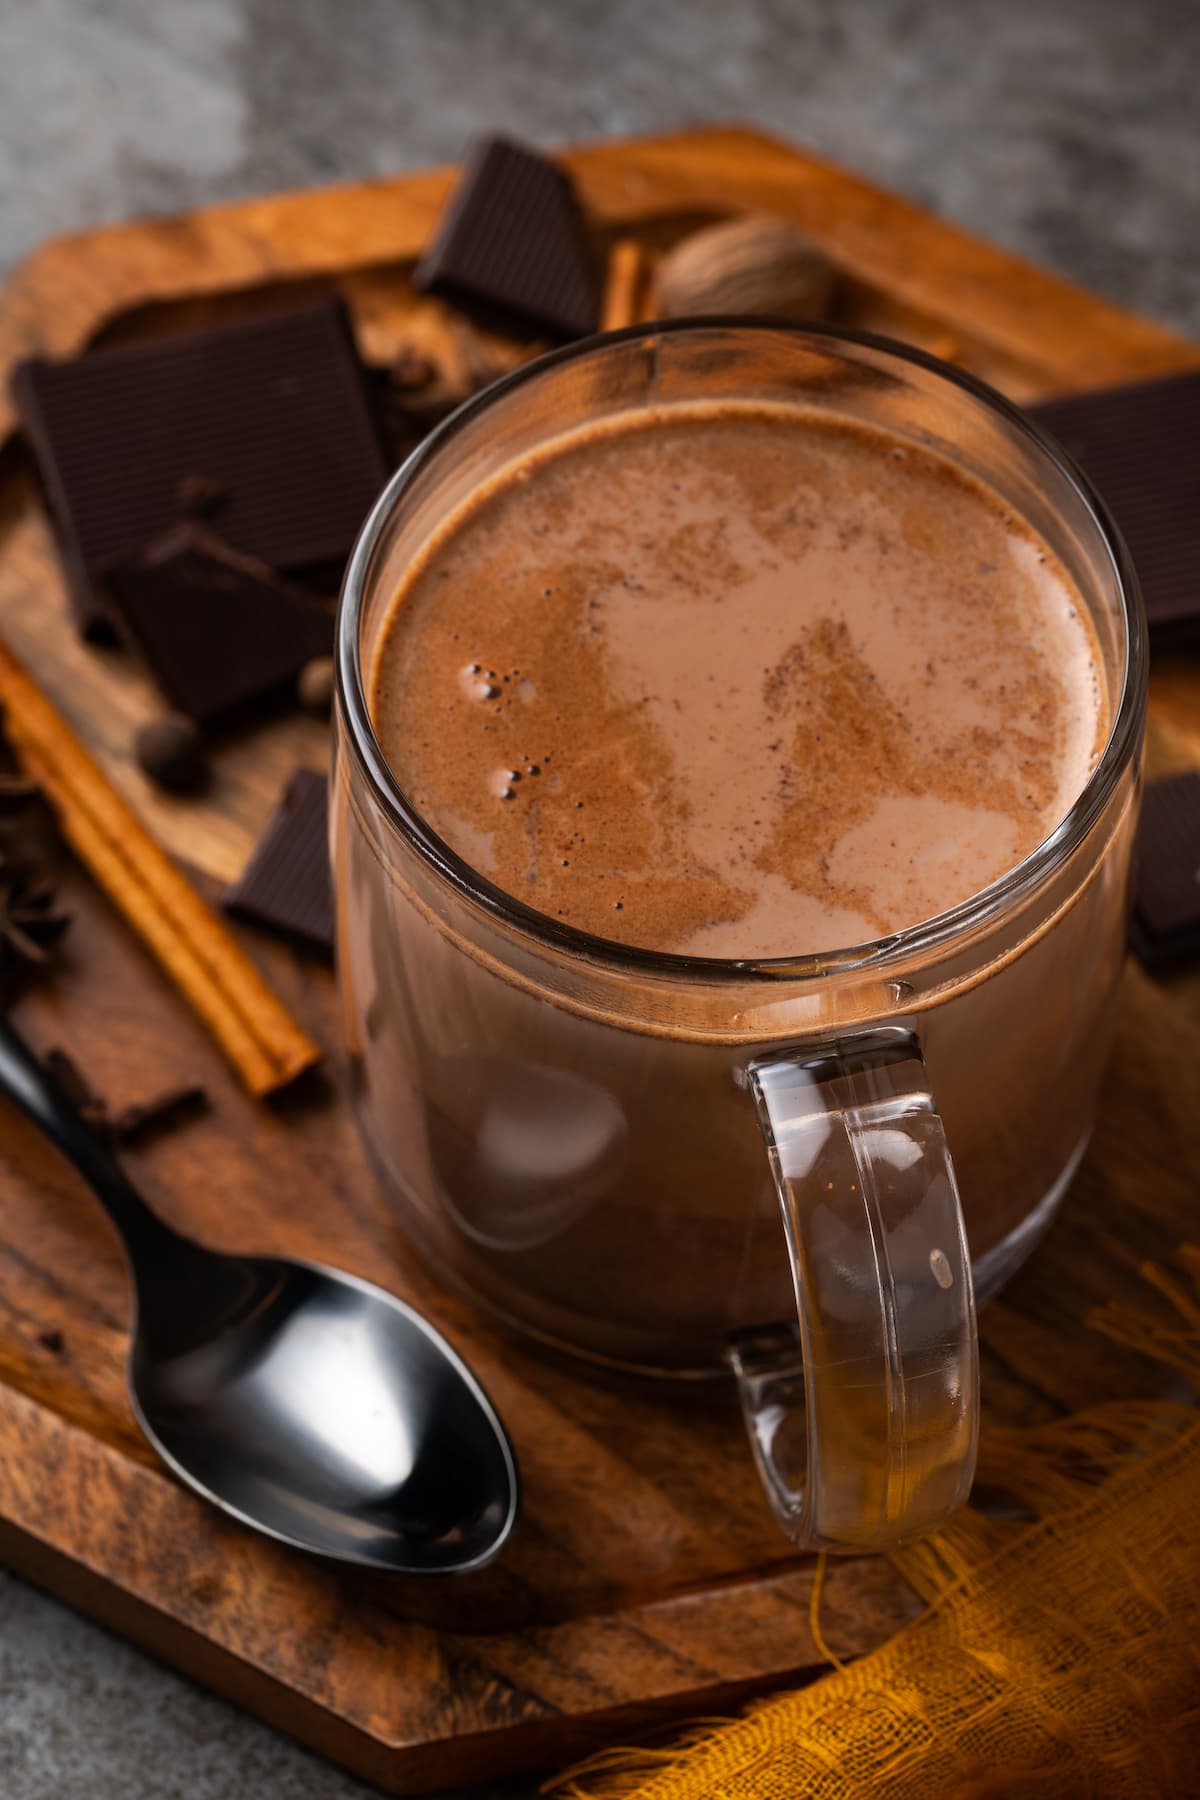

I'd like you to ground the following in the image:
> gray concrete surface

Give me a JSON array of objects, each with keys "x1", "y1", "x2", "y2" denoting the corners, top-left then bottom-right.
[{"x1": 0, "y1": 1, "x2": 1197, "y2": 1796}]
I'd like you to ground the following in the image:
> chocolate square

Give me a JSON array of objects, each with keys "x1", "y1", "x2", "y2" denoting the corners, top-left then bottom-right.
[
  {"x1": 105, "y1": 524, "x2": 333, "y2": 724},
  {"x1": 1029, "y1": 370, "x2": 1200, "y2": 647},
  {"x1": 414, "y1": 136, "x2": 598, "y2": 341},
  {"x1": 224, "y1": 769, "x2": 333, "y2": 954},
  {"x1": 1131, "y1": 771, "x2": 1200, "y2": 970},
  {"x1": 12, "y1": 299, "x2": 389, "y2": 637}
]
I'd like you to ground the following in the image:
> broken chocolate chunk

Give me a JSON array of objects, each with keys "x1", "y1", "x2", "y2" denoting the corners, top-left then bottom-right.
[
  {"x1": 11, "y1": 298, "x2": 389, "y2": 637},
  {"x1": 224, "y1": 769, "x2": 333, "y2": 954},
  {"x1": 43, "y1": 1044, "x2": 209, "y2": 1145},
  {"x1": 1029, "y1": 370, "x2": 1200, "y2": 648},
  {"x1": 1131, "y1": 771, "x2": 1200, "y2": 970},
  {"x1": 106, "y1": 523, "x2": 334, "y2": 725},
  {"x1": 414, "y1": 136, "x2": 599, "y2": 341}
]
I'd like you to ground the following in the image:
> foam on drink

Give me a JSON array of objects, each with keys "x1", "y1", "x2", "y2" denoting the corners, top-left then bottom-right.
[{"x1": 371, "y1": 404, "x2": 1107, "y2": 958}]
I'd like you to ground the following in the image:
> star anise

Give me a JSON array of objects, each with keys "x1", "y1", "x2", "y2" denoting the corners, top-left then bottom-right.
[
  {"x1": 0, "y1": 850, "x2": 70, "y2": 980},
  {"x1": 0, "y1": 719, "x2": 70, "y2": 1000}
]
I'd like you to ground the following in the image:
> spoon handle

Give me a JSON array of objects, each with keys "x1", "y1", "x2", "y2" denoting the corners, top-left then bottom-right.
[{"x1": 0, "y1": 1013, "x2": 180, "y2": 1260}]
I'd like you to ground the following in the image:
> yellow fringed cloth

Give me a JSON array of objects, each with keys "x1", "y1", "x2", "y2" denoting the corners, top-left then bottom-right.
[{"x1": 556, "y1": 1250, "x2": 1200, "y2": 1798}]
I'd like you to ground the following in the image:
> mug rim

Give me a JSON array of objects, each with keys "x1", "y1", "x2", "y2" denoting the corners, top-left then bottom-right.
[{"x1": 335, "y1": 318, "x2": 1146, "y2": 985}]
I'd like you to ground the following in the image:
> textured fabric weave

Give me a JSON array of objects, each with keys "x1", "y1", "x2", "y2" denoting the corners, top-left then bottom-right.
[{"x1": 558, "y1": 1250, "x2": 1200, "y2": 1798}]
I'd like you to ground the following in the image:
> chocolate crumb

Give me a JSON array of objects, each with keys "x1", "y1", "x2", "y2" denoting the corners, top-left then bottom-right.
[
  {"x1": 112, "y1": 1086, "x2": 210, "y2": 1147},
  {"x1": 389, "y1": 348, "x2": 438, "y2": 393},
  {"x1": 36, "y1": 1328, "x2": 65, "y2": 1356},
  {"x1": 134, "y1": 714, "x2": 209, "y2": 795}
]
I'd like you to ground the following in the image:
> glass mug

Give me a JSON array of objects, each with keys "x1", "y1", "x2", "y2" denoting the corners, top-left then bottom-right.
[{"x1": 333, "y1": 324, "x2": 1144, "y2": 1554}]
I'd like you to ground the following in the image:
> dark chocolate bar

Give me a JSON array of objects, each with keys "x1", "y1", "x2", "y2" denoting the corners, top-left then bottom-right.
[
  {"x1": 1029, "y1": 370, "x2": 1200, "y2": 647},
  {"x1": 106, "y1": 524, "x2": 333, "y2": 724},
  {"x1": 1131, "y1": 771, "x2": 1200, "y2": 970},
  {"x1": 12, "y1": 299, "x2": 389, "y2": 636},
  {"x1": 414, "y1": 136, "x2": 598, "y2": 341},
  {"x1": 224, "y1": 769, "x2": 333, "y2": 954}
]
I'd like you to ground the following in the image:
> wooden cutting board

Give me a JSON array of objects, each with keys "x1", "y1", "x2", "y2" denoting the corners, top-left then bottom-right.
[{"x1": 0, "y1": 125, "x2": 1197, "y2": 1796}]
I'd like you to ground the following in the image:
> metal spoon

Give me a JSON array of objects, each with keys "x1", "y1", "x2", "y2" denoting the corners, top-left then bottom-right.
[{"x1": 0, "y1": 1014, "x2": 518, "y2": 1574}]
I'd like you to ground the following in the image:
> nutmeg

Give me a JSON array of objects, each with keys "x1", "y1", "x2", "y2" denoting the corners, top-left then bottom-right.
[{"x1": 655, "y1": 215, "x2": 837, "y2": 321}]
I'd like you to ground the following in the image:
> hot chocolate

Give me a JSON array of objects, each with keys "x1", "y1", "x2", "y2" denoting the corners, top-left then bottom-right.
[
  {"x1": 339, "y1": 351, "x2": 1136, "y2": 1380},
  {"x1": 371, "y1": 404, "x2": 1106, "y2": 956}
]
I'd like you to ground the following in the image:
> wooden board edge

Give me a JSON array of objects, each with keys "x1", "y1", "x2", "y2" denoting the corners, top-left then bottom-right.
[
  {"x1": 0, "y1": 1378, "x2": 914, "y2": 1791},
  {"x1": 654, "y1": 123, "x2": 1200, "y2": 385},
  {"x1": 2, "y1": 122, "x2": 1197, "y2": 447},
  {"x1": 0, "y1": 125, "x2": 719, "y2": 436},
  {"x1": 0, "y1": 1506, "x2": 853, "y2": 1795},
  {"x1": 0, "y1": 1511, "x2": 852, "y2": 1796},
  {"x1": 0, "y1": 1514, "x2": 406, "y2": 1790}
]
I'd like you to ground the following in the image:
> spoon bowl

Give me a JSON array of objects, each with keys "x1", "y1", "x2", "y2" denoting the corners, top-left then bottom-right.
[
  {"x1": 0, "y1": 1016, "x2": 519, "y2": 1574},
  {"x1": 131, "y1": 1249, "x2": 519, "y2": 1573}
]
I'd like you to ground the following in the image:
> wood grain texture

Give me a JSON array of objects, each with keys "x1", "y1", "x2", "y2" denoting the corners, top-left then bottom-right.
[
  {"x1": 2, "y1": 122, "x2": 1197, "y2": 886},
  {"x1": 0, "y1": 126, "x2": 1197, "y2": 1793}
]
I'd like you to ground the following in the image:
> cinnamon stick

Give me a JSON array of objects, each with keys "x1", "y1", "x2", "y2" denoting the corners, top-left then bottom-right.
[
  {"x1": 601, "y1": 238, "x2": 645, "y2": 333},
  {"x1": 0, "y1": 636, "x2": 320, "y2": 1096}
]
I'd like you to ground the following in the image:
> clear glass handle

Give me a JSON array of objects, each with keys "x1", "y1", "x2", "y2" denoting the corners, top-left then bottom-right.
[{"x1": 727, "y1": 1027, "x2": 978, "y2": 1552}]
